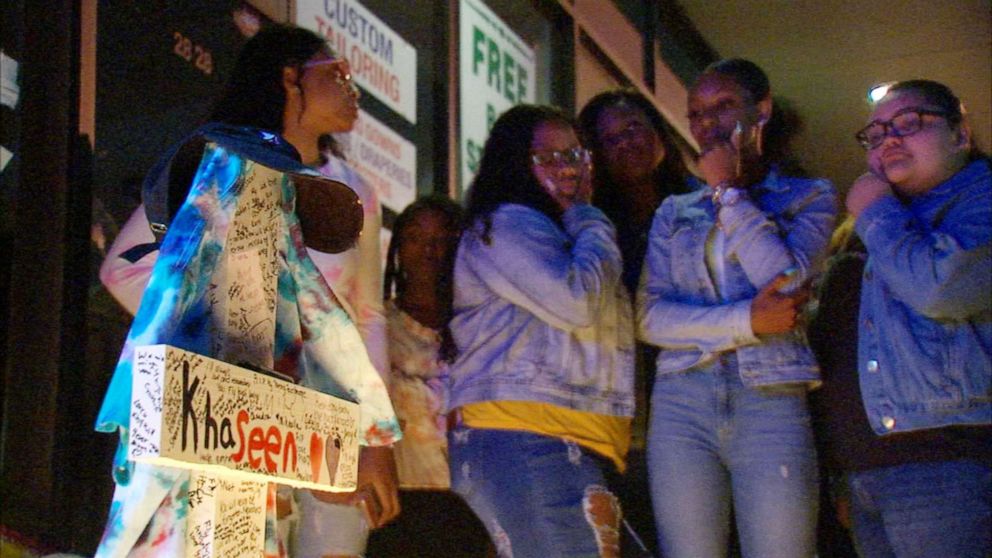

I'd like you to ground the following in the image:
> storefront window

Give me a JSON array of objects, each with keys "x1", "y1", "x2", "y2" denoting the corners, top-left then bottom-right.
[{"x1": 456, "y1": 0, "x2": 572, "y2": 196}]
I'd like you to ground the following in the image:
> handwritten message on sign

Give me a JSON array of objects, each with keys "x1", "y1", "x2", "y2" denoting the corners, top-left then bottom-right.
[
  {"x1": 207, "y1": 162, "x2": 282, "y2": 368},
  {"x1": 129, "y1": 344, "x2": 361, "y2": 492},
  {"x1": 185, "y1": 472, "x2": 267, "y2": 557}
]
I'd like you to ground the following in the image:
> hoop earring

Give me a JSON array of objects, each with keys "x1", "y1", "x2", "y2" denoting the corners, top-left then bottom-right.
[{"x1": 754, "y1": 120, "x2": 765, "y2": 157}]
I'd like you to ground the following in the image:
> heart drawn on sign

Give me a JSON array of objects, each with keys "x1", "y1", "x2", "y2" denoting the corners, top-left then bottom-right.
[
  {"x1": 325, "y1": 433, "x2": 342, "y2": 484},
  {"x1": 309, "y1": 432, "x2": 324, "y2": 482}
]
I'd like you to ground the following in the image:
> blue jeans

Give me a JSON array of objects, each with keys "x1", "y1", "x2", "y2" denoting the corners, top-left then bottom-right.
[
  {"x1": 448, "y1": 426, "x2": 622, "y2": 558},
  {"x1": 847, "y1": 459, "x2": 992, "y2": 558},
  {"x1": 647, "y1": 359, "x2": 819, "y2": 558}
]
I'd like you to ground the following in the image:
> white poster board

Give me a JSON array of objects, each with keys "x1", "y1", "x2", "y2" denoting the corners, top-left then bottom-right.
[
  {"x1": 121, "y1": 156, "x2": 366, "y2": 557},
  {"x1": 298, "y1": 0, "x2": 418, "y2": 124},
  {"x1": 458, "y1": 0, "x2": 536, "y2": 192},
  {"x1": 185, "y1": 472, "x2": 268, "y2": 558},
  {"x1": 129, "y1": 344, "x2": 361, "y2": 491}
]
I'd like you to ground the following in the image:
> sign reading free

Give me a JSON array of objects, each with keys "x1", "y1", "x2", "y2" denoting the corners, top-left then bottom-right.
[
  {"x1": 129, "y1": 344, "x2": 361, "y2": 492},
  {"x1": 298, "y1": 0, "x2": 418, "y2": 124},
  {"x1": 459, "y1": 0, "x2": 536, "y2": 192}
]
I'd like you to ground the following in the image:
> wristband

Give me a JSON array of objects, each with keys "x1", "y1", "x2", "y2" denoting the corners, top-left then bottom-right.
[{"x1": 712, "y1": 181, "x2": 745, "y2": 207}]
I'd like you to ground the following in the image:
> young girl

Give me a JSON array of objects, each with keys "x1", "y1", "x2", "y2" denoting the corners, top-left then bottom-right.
[
  {"x1": 367, "y1": 196, "x2": 493, "y2": 556},
  {"x1": 383, "y1": 196, "x2": 463, "y2": 492},
  {"x1": 446, "y1": 104, "x2": 634, "y2": 557},
  {"x1": 638, "y1": 59, "x2": 836, "y2": 557},
  {"x1": 96, "y1": 24, "x2": 399, "y2": 557},
  {"x1": 842, "y1": 79, "x2": 991, "y2": 558}
]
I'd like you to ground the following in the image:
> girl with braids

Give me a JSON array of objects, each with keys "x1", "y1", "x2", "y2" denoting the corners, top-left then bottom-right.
[
  {"x1": 383, "y1": 195, "x2": 463, "y2": 490},
  {"x1": 368, "y1": 196, "x2": 493, "y2": 556}
]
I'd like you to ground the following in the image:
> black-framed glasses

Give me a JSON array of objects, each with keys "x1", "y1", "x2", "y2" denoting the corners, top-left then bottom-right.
[
  {"x1": 531, "y1": 146, "x2": 590, "y2": 167},
  {"x1": 855, "y1": 108, "x2": 951, "y2": 150}
]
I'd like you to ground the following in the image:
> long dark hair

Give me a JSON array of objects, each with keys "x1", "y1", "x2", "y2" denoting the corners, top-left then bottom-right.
[
  {"x1": 384, "y1": 195, "x2": 465, "y2": 362},
  {"x1": 158, "y1": 25, "x2": 326, "y2": 226},
  {"x1": 577, "y1": 88, "x2": 690, "y2": 222},
  {"x1": 703, "y1": 58, "x2": 806, "y2": 173},
  {"x1": 885, "y1": 79, "x2": 989, "y2": 162},
  {"x1": 464, "y1": 104, "x2": 572, "y2": 242},
  {"x1": 209, "y1": 24, "x2": 327, "y2": 131}
]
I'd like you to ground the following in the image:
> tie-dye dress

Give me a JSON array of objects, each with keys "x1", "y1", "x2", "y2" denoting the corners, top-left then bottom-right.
[{"x1": 93, "y1": 141, "x2": 401, "y2": 557}]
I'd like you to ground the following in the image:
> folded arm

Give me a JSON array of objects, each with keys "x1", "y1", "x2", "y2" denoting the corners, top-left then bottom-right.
[
  {"x1": 637, "y1": 199, "x2": 758, "y2": 353},
  {"x1": 856, "y1": 190, "x2": 992, "y2": 319},
  {"x1": 720, "y1": 179, "x2": 837, "y2": 290}
]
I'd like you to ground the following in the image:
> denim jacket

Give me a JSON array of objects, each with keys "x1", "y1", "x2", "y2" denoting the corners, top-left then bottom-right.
[
  {"x1": 637, "y1": 170, "x2": 837, "y2": 387},
  {"x1": 856, "y1": 159, "x2": 992, "y2": 434},
  {"x1": 447, "y1": 203, "x2": 635, "y2": 417}
]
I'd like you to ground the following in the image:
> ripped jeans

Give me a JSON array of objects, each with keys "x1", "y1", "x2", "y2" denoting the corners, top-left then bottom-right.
[
  {"x1": 647, "y1": 357, "x2": 819, "y2": 558},
  {"x1": 449, "y1": 426, "x2": 622, "y2": 558}
]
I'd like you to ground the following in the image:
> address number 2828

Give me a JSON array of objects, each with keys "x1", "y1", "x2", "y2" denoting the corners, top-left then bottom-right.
[{"x1": 173, "y1": 31, "x2": 213, "y2": 76}]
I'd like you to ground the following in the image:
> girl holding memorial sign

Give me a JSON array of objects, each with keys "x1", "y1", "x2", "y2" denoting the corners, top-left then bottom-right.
[
  {"x1": 446, "y1": 104, "x2": 635, "y2": 557},
  {"x1": 96, "y1": 24, "x2": 399, "y2": 558}
]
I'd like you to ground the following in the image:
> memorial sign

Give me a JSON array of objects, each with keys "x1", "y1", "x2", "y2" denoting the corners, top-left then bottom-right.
[
  {"x1": 129, "y1": 344, "x2": 361, "y2": 492},
  {"x1": 185, "y1": 472, "x2": 268, "y2": 558}
]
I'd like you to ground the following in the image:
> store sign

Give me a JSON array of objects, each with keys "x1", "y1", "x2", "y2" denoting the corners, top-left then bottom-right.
[
  {"x1": 458, "y1": 0, "x2": 536, "y2": 192},
  {"x1": 298, "y1": 0, "x2": 418, "y2": 124},
  {"x1": 335, "y1": 109, "x2": 417, "y2": 214}
]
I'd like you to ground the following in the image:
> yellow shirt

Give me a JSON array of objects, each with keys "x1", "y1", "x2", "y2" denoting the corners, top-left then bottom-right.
[{"x1": 459, "y1": 401, "x2": 631, "y2": 472}]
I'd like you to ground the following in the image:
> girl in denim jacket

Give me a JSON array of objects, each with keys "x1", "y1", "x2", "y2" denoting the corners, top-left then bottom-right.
[
  {"x1": 447, "y1": 105, "x2": 635, "y2": 557},
  {"x1": 637, "y1": 59, "x2": 836, "y2": 557},
  {"x1": 96, "y1": 25, "x2": 399, "y2": 558},
  {"x1": 843, "y1": 79, "x2": 991, "y2": 558}
]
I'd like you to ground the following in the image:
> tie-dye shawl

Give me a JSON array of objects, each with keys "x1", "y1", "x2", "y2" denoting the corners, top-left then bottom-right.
[{"x1": 93, "y1": 142, "x2": 400, "y2": 557}]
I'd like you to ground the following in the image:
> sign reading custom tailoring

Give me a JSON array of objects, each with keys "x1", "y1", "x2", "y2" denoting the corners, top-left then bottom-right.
[
  {"x1": 458, "y1": 0, "x2": 536, "y2": 192},
  {"x1": 298, "y1": 0, "x2": 418, "y2": 124}
]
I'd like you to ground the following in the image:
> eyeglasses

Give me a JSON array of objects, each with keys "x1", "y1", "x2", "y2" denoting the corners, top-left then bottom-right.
[
  {"x1": 855, "y1": 108, "x2": 952, "y2": 150},
  {"x1": 303, "y1": 57, "x2": 361, "y2": 99},
  {"x1": 530, "y1": 146, "x2": 590, "y2": 167}
]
